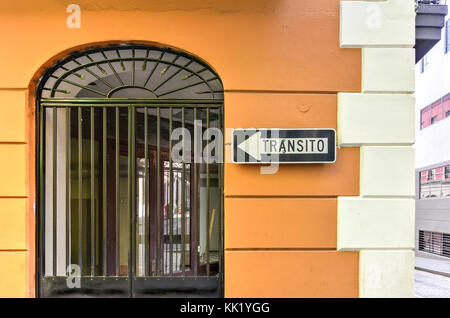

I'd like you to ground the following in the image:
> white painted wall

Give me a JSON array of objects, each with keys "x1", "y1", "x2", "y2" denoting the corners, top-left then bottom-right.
[{"x1": 415, "y1": 12, "x2": 450, "y2": 169}]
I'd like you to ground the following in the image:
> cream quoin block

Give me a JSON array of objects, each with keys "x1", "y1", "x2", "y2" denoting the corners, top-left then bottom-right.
[
  {"x1": 362, "y1": 48, "x2": 415, "y2": 93},
  {"x1": 337, "y1": 93, "x2": 415, "y2": 146},
  {"x1": 339, "y1": 0, "x2": 416, "y2": 299},
  {"x1": 359, "y1": 250, "x2": 414, "y2": 298},
  {"x1": 337, "y1": 197, "x2": 415, "y2": 251},
  {"x1": 360, "y1": 146, "x2": 415, "y2": 197},
  {"x1": 340, "y1": 0, "x2": 415, "y2": 48}
]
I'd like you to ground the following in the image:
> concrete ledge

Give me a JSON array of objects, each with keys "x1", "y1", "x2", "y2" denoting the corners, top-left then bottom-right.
[
  {"x1": 415, "y1": 256, "x2": 450, "y2": 277},
  {"x1": 415, "y1": 267, "x2": 450, "y2": 278}
]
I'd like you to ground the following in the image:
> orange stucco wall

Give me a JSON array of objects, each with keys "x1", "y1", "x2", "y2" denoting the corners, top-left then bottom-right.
[
  {"x1": 224, "y1": 92, "x2": 359, "y2": 297},
  {"x1": 0, "y1": 0, "x2": 360, "y2": 297},
  {"x1": 225, "y1": 251, "x2": 358, "y2": 298}
]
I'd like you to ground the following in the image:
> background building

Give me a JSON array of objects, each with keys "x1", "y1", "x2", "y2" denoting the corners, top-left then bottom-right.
[{"x1": 415, "y1": 7, "x2": 450, "y2": 261}]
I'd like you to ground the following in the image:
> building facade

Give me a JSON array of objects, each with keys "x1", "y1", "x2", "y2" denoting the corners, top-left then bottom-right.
[
  {"x1": 0, "y1": 0, "x2": 416, "y2": 298},
  {"x1": 415, "y1": 9, "x2": 450, "y2": 261}
]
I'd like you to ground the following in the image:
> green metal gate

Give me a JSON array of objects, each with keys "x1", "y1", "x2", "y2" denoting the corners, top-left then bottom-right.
[{"x1": 36, "y1": 45, "x2": 224, "y2": 297}]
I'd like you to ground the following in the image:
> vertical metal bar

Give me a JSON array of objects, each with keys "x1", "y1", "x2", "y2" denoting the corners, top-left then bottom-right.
[
  {"x1": 144, "y1": 107, "x2": 149, "y2": 276},
  {"x1": 66, "y1": 107, "x2": 71, "y2": 274},
  {"x1": 206, "y1": 108, "x2": 210, "y2": 276},
  {"x1": 193, "y1": 108, "x2": 198, "y2": 277},
  {"x1": 131, "y1": 106, "x2": 136, "y2": 288},
  {"x1": 132, "y1": 49, "x2": 135, "y2": 86},
  {"x1": 166, "y1": 179, "x2": 169, "y2": 273},
  {"x1": 127, "y1": 106, "x2": 131, "y2": 292},
  {"x1": 128, "y1": 105, "x2": 136, "y2": 296},
  {"x1": 52, "y1": 108, "x2": 57, "y2": 276},
  {"x1": 102, "y1": 107, "x2": 107, "y2": 276},
  {"x1": 39, "y1": 105, "x2": 45, "y2": 283},
  {"x1": 218, "y1": 106, "x2": 223, "y2": 284},
  {"x1": 169, "y1": 107, "x2": 174, "y2": 276},
  {"x1": 78, "y1": 107, "x2": 83, "y2": 276},
  {"x1": 156, "y1": 107, "x2": 161, "y2": 275},
  {"x1": 115, "y1": 108, "x2": 120, "y2": 276},
  {"x1": 175, "y1": 172, "x2": 179, "y2": 272},
  {"x1": 165, "y1": 182, "x2": 169, "y2": 274},
  {"x1": 90, "y1": 107, "x2": 95, "y2": 276},
  {"x1": 181, "y1": 108, "x2": 186, "y2": 276}
]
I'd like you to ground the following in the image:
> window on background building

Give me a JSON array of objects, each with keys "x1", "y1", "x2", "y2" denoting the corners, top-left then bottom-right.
[
  {"x1": 445, "y1": 234, "x2": 450, "y2": 258},
  {"x1": 419, "y1": 166, "x2": 450, "y2": 199},
  {"x1": 428, "y1": 169, "x2": 435, "y2": 181},
  {"x1": 419, "y1": 230, "x2": 450, "y2": 258},
  {"x1": 446, "y1": 20, "x2": 450, "y2": 54},
  {"x1": 420, "y1": 93, "x2": 450, "y2": 129},
  {"x1": 421, "y1": 170, "x2": 428, "y2": 184},
  {"x1": 419, "y1": 231, "x2": 432, "y2": 253},
  {"x1": 434, "y1": 168, "x2": 443, "y2": 181},
  {"x1": 431, "y1": 101, "x2": 443, "y2": 122},
  {"x1": 421, "y1": 106, "x2": 431, "y2": 129},
  {"x1": 420, "y1": 171, "x2": 430, "y2": 199},
  {"x1": 432, "y1": 232, "x2": 443, "y2": 255},
  {"x1": 420, "y1": 54, "x2": 429, "y2": 73},
  {"x1": 444, "y1": 94, "x2": 450, "y2": 119}
]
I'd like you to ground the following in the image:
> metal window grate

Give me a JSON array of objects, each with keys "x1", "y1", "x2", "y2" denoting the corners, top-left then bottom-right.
[
  {"x1": 419, "y1": 230, "x2": 450, "y2": 258},
  {"x1": 39, "y1": 45, "x2": 224, "y2": 100},
  {"x1": 37, "y1": 45, "x2": 224, "y2": 298}
]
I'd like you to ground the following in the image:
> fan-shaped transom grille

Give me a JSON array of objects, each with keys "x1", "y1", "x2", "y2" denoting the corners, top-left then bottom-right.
[{"x1": 39, "y1": 44, "x2": 224, "y2": 100}]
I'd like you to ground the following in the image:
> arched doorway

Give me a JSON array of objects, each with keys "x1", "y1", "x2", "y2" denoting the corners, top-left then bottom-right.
[{"x1": 36, "y1": 44, "x2": 224, "y2": 297}]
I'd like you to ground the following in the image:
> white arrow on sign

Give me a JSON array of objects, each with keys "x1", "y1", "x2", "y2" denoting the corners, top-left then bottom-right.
[
  {"x1": 237, "y1": 131, "x2": 262, "y2": 160},
  {"x1": 237, "y1": 132, "x2": 328, "y2": 161}
]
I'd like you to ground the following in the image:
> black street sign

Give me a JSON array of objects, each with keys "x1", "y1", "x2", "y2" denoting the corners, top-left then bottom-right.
[{"x1": 232, "y1": 129, "x2": 336, "y2": 164}]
